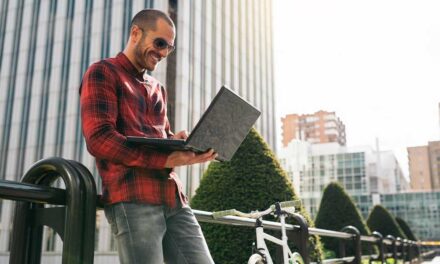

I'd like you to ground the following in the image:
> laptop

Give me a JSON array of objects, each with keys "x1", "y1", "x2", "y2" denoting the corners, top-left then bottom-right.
[{"x1": 126, "y1": 86, "x2": 261, "y2": 161}]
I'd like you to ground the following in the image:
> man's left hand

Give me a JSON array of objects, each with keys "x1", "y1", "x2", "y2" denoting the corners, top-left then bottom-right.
[{"x1": 172, "y1": 130, "x2": 188, "y2": 140}]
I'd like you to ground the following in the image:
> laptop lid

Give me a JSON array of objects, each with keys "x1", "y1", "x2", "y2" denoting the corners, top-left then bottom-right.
[
  {"x1": 126, "y1": 86, "x2": 261, "y2": 162},
  {"x1": 185, "y1": 85, "x2": 261, "y2": 161}
]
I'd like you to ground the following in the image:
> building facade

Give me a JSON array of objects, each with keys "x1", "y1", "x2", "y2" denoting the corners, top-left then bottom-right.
[
  {"x1": 428, "y1": 141, "x2": 440, "y2": 190},
  {"x1": 281, "y1": 110, "x2": 346, "y2": 148},
  {"x1": 0, "y1": 0, "x2": 275, "y2": 261},
  {"x1": 354, "y1": 191, "x2": 440, "y2": 241},
  {"x1": 280, "y1": 140, "x2": 438, "y2": 241},
  {"x1": 408, "y1": 141, "x2": 440, "y2": 191},
  {"x1": 408, "y1": 146, "x2": 433, "y2": 190},
  {"x1": 279, "y1": 141, "x2": 408, "y2": 217}
]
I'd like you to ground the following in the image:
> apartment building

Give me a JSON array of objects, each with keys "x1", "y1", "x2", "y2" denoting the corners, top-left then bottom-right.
[{"x1": 281, "y1": 110, "x2": 346, "y2": 147}]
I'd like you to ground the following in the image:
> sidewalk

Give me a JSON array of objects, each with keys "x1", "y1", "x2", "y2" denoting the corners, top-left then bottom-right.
[{"x1": 422, "y1": 256, "x2": 440, "y2": 264}]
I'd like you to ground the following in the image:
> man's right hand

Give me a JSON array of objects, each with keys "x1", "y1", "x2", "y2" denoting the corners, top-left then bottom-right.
[{"x1": 164, "y1": 149, "x2": 217, "y2": 168}]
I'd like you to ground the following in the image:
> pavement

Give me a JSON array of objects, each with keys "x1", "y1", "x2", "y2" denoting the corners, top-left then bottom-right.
[{"x1": 422, "y1": 256, "x2": 440, "y2": 264}]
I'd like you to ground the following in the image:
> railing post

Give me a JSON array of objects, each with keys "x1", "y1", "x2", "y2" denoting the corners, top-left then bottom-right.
[
  {"x1": 416, "y1": 242, "x2": 421, "y2": 260},
  {"x1": 339, "y1": 226, "x2": 361, "y2": 264},
  {"x1": 9, "y1": 157, "x2": 97, "y2": 264},
  {"x1": 370, "y1": 231, "x2": 384, "y2": 264},
  {"x1": 396, "y1": 237, "x2": 402, "y2": 259},
  {"x1": 403, "y1": 239, "x2": 408, "y2": 262},
  {"x1": 386, "y1": 235, "x2": 397, "y2": 263},
  {"x1": 403, "y1": 239, "x2": 410, "y2": 263},
  {"x1": 68, "y1": 160, "x2": 98, "y2": 260},
  {"x1": 408, "y1": 241, "x2": 415, "y2": 263},
  {"x1": 289, "y1": 212, "x2": 310, "y2": 264}
]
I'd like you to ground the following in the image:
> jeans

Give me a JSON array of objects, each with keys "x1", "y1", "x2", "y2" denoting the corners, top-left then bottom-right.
[{"x1": 104, "y1": 199, "x2": 214, "y2": 264}]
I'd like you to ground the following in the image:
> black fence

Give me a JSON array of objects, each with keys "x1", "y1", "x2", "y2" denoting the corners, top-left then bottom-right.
[
  {"x1": 194, "y1": 209, "x2": 438, "y2": 264},
  {"x1": 0, "y1": 158, "x2": 97, "y2": 264},
  {"x1": 0, "y1": 157, "x2": 439, "y2": 264}
]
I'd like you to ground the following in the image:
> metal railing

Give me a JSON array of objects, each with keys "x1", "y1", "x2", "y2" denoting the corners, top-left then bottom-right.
[
  {"x1": 193, "y1": 209, "x2": 437, "y2": 264},
  {"x1": 0, "y1": 158, "x2": 97, "y2": 264},
  {"x1": 0, "y1": 157, "x2": 439, "y2": 264}
]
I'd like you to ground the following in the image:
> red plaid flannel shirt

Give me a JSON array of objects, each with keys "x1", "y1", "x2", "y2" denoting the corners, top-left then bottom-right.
[{"x1": 80, "y1": 52, "x2": 185, "y2": 207}]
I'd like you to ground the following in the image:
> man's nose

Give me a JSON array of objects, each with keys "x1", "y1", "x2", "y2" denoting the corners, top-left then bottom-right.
[{"x1": 158, "y1": 48, "x2": 169, "y2": 58}]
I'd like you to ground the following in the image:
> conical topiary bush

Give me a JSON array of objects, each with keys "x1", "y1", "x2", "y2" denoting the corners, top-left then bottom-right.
[
  {"x1": 395, "y1": 217, "x2": 419, "y2": 257},
  {"x1": 190, "y1": 128, "x2": 323, "y2": 263},
  {"x1": 395, "y1": 217, "x2": 417, "y2": 241},
  {"x1": 315, "y1": 182, "x2": 371, "y2": 257},
  {"x1": 366, "y1": 205, "x2": 406, "y2": 239}
]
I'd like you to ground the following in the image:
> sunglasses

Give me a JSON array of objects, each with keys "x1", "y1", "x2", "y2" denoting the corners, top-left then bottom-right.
[{"x1": 153, "y1": 38, "x2": 175, "y2": 53}]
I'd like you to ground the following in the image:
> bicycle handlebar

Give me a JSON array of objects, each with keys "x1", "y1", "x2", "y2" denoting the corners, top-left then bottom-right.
[
  {"x1": 212, "y1": 200, "x2": 301, "y2": 219},
  {"x1": 270, "y1": 200, "x2": 301, "y2": 211},
  {"x1": 212, "y1": 209, "x2": 239, "y2": 219}
]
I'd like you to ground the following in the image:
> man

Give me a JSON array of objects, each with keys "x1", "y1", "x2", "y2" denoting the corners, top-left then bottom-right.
[{"x1": 80, "y1": 9, "x2": 216, "y2": 264}]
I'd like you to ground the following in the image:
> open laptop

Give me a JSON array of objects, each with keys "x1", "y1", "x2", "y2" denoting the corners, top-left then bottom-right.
[{"x1": 126, "y1": 85, "x2": 261, "y2": 161}]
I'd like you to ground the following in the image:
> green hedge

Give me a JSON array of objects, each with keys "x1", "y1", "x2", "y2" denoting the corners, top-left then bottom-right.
[
  {"x1": 190, "y1": 128, "x2": 323, "y2": 263},
  {"x1": 315, "y1": 182, "x2": 371, "y2": 257},
  {"x1": 366, "y1": 205, "x2": 406, "y2": 239},
  {"x1": 395, "y1": 217, "x2": 417, "y2": 241}
]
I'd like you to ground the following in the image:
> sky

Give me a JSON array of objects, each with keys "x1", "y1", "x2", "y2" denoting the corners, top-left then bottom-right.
[{"x1": 273, "y1": 0, "x2": 440, "y2": 177}]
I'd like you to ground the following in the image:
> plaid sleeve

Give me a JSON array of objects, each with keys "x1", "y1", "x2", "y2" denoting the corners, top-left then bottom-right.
[
  {"x1": 161, "y1": 85, "x2": 174, "y2": 138},
  {"x1": 80, "y1": 63, "x2": 169, "y2": 169}
]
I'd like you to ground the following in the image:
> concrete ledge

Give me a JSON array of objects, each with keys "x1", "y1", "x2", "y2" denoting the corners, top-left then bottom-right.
[{"x1": 0, "y1": 251, "x2": 119, "y2": 264}]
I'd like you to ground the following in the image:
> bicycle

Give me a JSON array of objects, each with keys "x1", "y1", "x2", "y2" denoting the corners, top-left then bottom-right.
[{"x1": 212, "y1": 201, "x2": 305, "y2": 264}]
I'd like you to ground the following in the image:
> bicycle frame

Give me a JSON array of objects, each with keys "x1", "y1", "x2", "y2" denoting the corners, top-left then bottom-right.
[
  {"x1": 212, "y1": 201, "x2": 304, "y2": 264},
  {"x1": 254, "y1": 214, "x2": 297, "y2": 264}
]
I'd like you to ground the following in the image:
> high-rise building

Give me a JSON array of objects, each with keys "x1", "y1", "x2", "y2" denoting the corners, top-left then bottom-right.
[
  {"x1": 0, "y1": 0, "x2": 275, "y2": 261},
  {"x1": 278, "y1": 139, "x2": 309, "y2": 192},
  {"x1": 408, "y1": 146, "x2": 432, "y2": 190},
  {"x1": 281, "y1": 110, "x2": 346, "y2": 147},
  {"x1": 407, "y1": 141, "x2": 440, "y2": 191},
  {"x1": 428, "y1": 141, "x2": 440, "y2": 190}
]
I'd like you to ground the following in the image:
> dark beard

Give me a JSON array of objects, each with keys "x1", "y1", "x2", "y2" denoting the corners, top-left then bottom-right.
[{"x1": 134, "y1": 44, "x2": 147, "y2": 70}]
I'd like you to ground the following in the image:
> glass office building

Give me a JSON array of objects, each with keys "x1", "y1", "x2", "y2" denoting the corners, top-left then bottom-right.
[
  {"x1": 279, "y1": 142, "x2": 408, "y2": 217},
  {"x1": 300, "y1": 151, "x2": 369, "y2": 216},
  {"x1": 0, "y1": 0, "x2": 275, "y2": 261},
  {"x1": 353, "y1": 192, "x2": 440, "y2": 241},
  {"x1": 280, "y1": 141, "x2": 439, "y2": 240}
]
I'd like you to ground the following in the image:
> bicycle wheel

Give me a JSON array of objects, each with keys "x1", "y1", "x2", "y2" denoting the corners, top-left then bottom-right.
[
  {"x1": 288, "y1": 252, "x2": 304, "y2": 264},
  {"x1": 248, "y1": 253, "x2": 265, "y2": 264}
]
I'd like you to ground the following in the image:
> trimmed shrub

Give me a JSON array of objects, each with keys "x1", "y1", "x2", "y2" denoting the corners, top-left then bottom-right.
[
  {"x1": 395, "y1": 217, "x2": 417, "y2": 241},
  {"x1": 190, "y1": 128, "x2": 323, "y2": 263},
  {"x1": 395, "y1": 217, "x2": 419, "y2": 257},
  {"x1": 315, "y1": 182, "x2": 371, "y2": 257},
  {"x1": 366, "y1": 205, "x2": 406, "y2": 239}
]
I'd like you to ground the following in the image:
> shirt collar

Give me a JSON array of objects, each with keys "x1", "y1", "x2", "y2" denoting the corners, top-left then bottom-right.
[{"x1": 116, "y1": 52, "x2": 145, "y2": 80}]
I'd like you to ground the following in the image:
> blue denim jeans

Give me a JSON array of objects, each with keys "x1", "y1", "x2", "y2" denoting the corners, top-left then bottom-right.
[{"x1": 104, "y1": 198, "x2": 214, "y2": 264}]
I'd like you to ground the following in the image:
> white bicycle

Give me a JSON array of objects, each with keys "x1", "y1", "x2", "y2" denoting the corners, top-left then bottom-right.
[{"x1": 213, "y1": 201, "x2": 305, "y2": 264}]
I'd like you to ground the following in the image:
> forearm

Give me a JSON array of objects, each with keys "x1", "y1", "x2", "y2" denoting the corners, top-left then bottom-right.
[{"x1": 83, "y1": 121, "x2": 169, "y2": 169}]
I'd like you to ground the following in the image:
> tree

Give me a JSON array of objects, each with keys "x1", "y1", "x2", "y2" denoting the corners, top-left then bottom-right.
[
  {"x1": 190, "y1": 128, "x2": 323, "y2": 263},
  {"x1": 395, "y1": 217, "x2": 417, "y2": 241},
  {"x1": 315, "y1": 182, "x2": 371, "y2": 257},
  {"x1": 366, "y1": 205, "x2": 406, "y2": 239}
]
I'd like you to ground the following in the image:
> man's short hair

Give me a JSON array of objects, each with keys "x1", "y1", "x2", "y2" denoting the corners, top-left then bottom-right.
[{"x1": 130, "y1": 9, "x2": 175, "y2": 33}]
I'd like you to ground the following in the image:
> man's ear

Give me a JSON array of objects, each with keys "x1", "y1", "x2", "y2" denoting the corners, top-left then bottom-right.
[{"x1": 130, "y1": 25, "x2": 142, "y2": 43}]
